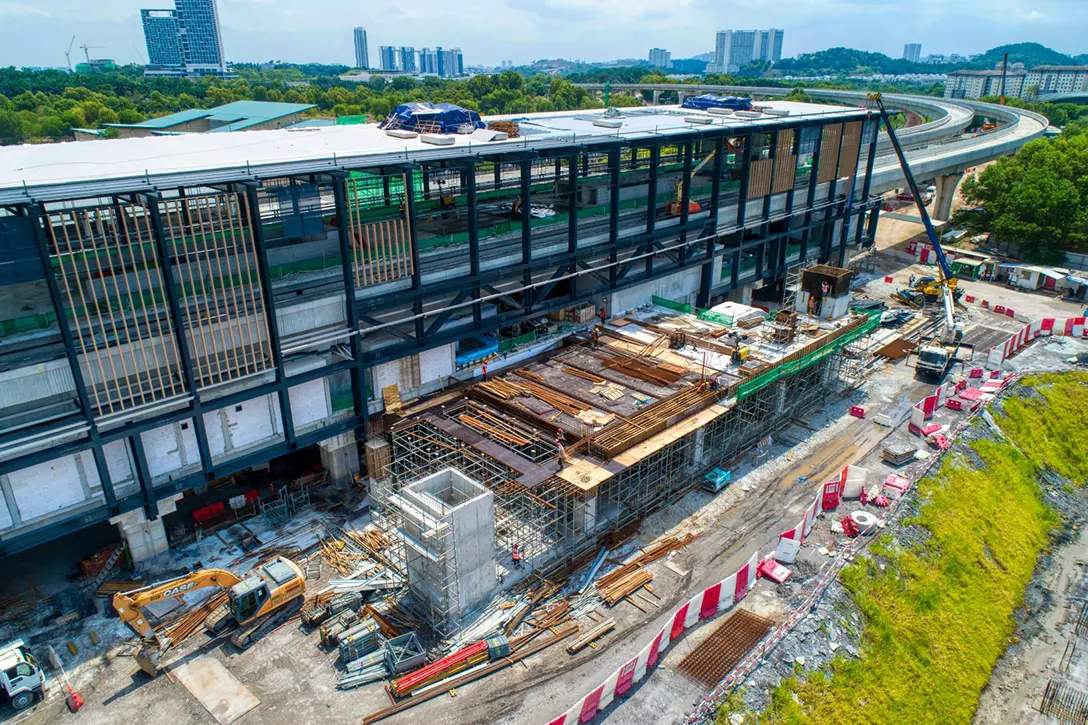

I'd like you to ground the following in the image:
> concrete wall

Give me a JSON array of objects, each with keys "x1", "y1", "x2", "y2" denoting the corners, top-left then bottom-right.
[{"x1": 612, "y1": 265, "x2": 702, "y2": 313}]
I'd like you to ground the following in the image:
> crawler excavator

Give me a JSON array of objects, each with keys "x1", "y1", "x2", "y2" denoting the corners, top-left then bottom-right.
[{"x1": 113, "y1": 557, "x2": 305, "y2": 676}]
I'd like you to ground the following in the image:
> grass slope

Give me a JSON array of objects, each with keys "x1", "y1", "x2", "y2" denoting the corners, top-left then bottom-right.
[{"x1": 728, "y1": 372, "x2": 1088, "y2": 725}]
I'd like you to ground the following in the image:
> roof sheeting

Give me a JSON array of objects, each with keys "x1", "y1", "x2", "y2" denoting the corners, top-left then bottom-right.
[{"x1": 105, "y1": 100, "x2": 316, "y2": 131}]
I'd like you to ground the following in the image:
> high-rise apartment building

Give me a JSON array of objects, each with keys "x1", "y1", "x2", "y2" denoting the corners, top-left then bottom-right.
[
  {"x1": 353, "y1": 27, "x2": 369, "y2": 69},
  {"x1": 379, "y1": 46, "x2": 398, "y2": 71},
  {"x1": 141, "y1": 9, "x2": 182, "y2": 67},
  {"x1": 757, "y1": 29, "x2": 783, "y2": 62},
  {"x1": 419, "y1": 48, "x2": 436, "y2": 74},
  {"x1": 903, "y1": 43, "x2": 922, "y2": 63},
  {"x1": 648, "y1": 48, "x2": 671, "y2": 68},
  {"x1": 141, "y1": 0, "x2": 230, "y2": 77},
  {"x1": 712, "y1": 28, "x2": 782, "y2": 72},
  {"x1": 399, "y1": 47, "x2": 417, "y2": 73}
]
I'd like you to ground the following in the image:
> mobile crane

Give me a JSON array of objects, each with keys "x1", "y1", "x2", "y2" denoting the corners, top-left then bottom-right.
[
  {"x1": 869, "y1": 93, "x2": 971, "y2": 379},
  {"x1": 113, "y1": 557, "x2": 306, "y2": 676}
]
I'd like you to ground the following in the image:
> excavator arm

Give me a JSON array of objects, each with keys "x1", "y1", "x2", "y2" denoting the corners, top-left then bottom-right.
[{"x1": 113, "y1": 568, "x2": 242, "y2": 640}]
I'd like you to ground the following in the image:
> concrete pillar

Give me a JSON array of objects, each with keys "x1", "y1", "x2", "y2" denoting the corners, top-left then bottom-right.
[
  {"x1": 110, "y1": 493, "x2": 181, "y2": 568},
  {"x1": 319, "y1": 430, "x2": 361, "y2": 488},
  {"x1": 652, "y1": 90, "x2": 662, "y2": 106},
  {"x1": 692, "y1": 427, "x2": 706, "y2": 467},
  {"x1": 677, "y1": 91, "x2": 689, "y2": 105},
  {"x1": 932, "y1": 172, "x2": 964, "y2": 222}
]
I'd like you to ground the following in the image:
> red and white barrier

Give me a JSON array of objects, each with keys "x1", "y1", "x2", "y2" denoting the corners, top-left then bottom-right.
[
  {"x1": 546, "y1": 551, "x2": 760, "y2": 725},
  {"x1": 986, "y1": 316, "x2": 1087, "y2": 368}
]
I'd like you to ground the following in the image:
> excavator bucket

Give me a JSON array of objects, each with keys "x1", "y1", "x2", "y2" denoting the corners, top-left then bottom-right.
[{"x1": 135, "y1": 644, "x2": 162, "y2": 677}]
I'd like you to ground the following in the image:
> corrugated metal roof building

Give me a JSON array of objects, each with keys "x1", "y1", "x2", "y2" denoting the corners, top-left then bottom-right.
[{"x1": 104, "y1": 100, "x2": 317, "y2": 138}]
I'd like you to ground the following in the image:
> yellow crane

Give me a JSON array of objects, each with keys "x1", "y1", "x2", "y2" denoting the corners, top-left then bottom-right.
[{"x1": 113, "y1": 557, "x2": 305, "y2": 676}]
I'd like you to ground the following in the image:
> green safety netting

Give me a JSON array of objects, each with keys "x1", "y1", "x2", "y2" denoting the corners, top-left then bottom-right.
[
  {"x1": 498, "y1": 330, "x2": 536, "y2": 353},
  {"x1": 736, "y1": 310, "x2": 881, "y2": 401}
]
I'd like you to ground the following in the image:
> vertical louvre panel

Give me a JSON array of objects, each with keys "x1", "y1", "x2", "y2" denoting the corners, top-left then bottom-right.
[
  {"x1": 44, "y1": 203, "x2": 185, "y2": 418},
  {"x1": 772, "y1": 130, "x2": 797, "y2": 194},
  {"x1": 837, "y1": 120, "x2": 864, "y2": 182},
  {"x1": 344, "y1": 175, "x2": 415, "y2": 287},
  {"x1": 817, "y1": 124, "x2": 844, "y2": 183},
  {"x1": 747, "y1": 159, "x2": 773, "y2": 199},
  {"x1": 160, "y1": 191, "x2": 273, "y2": 390}
]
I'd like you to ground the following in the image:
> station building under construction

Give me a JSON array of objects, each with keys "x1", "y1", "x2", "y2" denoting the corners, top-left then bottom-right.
[{"x1": 0, "y1": 99, "x2": 882, "y2": 600}]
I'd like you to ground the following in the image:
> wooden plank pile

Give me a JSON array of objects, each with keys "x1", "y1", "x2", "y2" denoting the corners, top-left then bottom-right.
[
  {"x1": 599, "y1": 353, "x2": 685, "y2": 386},
  {"x1": 566, "y1": 618, "x2": 615, "y2": 654},
  {"x1": 598, "y1": 570, "x2": 653, "y2": 607},
  {"x1": 590, "y1": 385, "x2": 721, "y2": 457},
  {"x1": 594, "y1": 534, "x2": 695, "y2": 606}
]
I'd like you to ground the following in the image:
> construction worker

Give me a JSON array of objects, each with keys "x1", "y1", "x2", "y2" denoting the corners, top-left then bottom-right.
[
  {"x1": 512, "y1": 543, "x2": 522, "y2": 569},
  {"x1": 511, "y1": 195, "x2": 524, "y2": 220},
  {"x1": 482, "y1": 360, "x2": 488, "y2": 382},
  {"x1": 592, "y1": 326, "x2": 600, "y2": 348},
  {"x1": 599, "y1": 307, "x2": 607, "y2": 325}
]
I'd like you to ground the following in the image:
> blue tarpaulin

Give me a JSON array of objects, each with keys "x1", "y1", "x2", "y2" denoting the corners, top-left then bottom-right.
[
  {"x1": 681, "y1": 94, "x2": 753, "y2": 112},
  {"x1": 379, "y1": 103, "x2": 485, "y2": 134}
]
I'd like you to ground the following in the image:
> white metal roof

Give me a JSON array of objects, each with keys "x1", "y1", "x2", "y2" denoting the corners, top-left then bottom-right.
[{"x1": 0, "y1": 101, "x2": 863, "y2": 200}]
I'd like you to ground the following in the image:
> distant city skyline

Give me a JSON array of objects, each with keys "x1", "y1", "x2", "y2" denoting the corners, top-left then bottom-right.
[{"x1": 1, "y1": 0, "x2": 1085, "y2": 68}]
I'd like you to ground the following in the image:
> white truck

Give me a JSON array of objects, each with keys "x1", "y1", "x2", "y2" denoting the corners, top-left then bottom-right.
[{"x1": 0, "y1": 640, "x2": 47, "y2": 711}]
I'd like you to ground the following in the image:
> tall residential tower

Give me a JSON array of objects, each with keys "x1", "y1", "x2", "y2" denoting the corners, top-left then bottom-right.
[
  {"x1": 353, "y1": 27, "x2": 369, "y2": 69},
  {"x1": 713, "y1": 28, "x2": 783, "y2": 73},
  {"x1": 141, "y1": 0, "x2": 230, "y2": 77}
]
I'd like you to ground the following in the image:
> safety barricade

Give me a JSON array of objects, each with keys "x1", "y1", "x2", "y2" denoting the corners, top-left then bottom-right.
[
  {"x1": 544, "y1": 551, "x2": 760, "y2": 725},
  {"x1": 986, "y1": 316, "x2": 1086, "y2": 368}
]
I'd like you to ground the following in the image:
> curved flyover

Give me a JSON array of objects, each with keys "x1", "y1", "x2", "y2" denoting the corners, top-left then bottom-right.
[{"x1": 574, "y1": 83, "x2": 975, "y2": 150}]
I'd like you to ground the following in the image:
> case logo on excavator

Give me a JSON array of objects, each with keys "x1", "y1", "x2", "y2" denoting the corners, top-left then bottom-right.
[{"x1": 162, "y1": 582, "x2": 198, "y2": 598}]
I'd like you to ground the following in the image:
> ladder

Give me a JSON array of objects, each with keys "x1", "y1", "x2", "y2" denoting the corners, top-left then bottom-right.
[{"x1": 88, "y1": 541, "x2": 127, "y2": 592}]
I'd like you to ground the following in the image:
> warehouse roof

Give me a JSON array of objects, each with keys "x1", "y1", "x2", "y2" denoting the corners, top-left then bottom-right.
[
  {"x1": 0, "y1": 101, "x2": 866, "y2": 203},
  {"x1": 103, "y1": 100, "x2": 317, "y2": 133}
]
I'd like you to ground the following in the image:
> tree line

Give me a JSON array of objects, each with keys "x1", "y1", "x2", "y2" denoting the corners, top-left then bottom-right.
[
  {"x1": 956, "y1": 98, "x2": 1088, "y2": 263},
  {"x1": 0, "y1": 65, "x2": 604, "y2": 145}
]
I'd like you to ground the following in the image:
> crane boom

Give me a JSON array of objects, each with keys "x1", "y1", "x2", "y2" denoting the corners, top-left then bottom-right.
[{"x1": 868, "y1": 93, "x2": 959, "y2": 331}]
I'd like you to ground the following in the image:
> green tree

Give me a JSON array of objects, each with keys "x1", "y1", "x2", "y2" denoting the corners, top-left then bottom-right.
[
  {"x1": 957, "y1": 126, "x2": 1088, "y2": 262},
  {"x1": 0, "y1": 109, "x2": 24, "y2": 144}
]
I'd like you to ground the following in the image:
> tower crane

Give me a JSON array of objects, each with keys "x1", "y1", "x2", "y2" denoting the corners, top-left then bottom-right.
[
  {"x1": 79, "y1": 44, "x2": 104, "y2": 65},
  {"x1": 64, "y1": 36, "x2": 76, "y2": 71}
]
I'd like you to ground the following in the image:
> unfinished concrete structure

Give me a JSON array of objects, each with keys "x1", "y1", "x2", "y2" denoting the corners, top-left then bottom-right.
[
  {"x1": 0, "y1": 100, "x2": 885, "y2": 562},
  {"x1": 389, "y1": 468, "x2": 496, "y2": 634},
  {"x1": 370, "y1": 295, "x2": 879, "y2": 637}
]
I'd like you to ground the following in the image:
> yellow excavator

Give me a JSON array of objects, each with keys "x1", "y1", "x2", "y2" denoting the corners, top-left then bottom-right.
[{"x1": 113, "y1": 557, "x2": 306, "y2": 676}]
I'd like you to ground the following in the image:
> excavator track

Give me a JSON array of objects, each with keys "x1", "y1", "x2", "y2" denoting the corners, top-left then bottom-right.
[
  {"x1": 204, "y1": 602, "x2": 235, "y2": 634},
  {"x1": 230, "y1": 598, "x2": 303, "y2": 650}
]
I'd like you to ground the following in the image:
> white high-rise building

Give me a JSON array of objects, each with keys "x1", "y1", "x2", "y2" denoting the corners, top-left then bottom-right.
[
  {"x1": 353, "y1": 27, "x2": 369, "y2": 69},
  {"x1": 648, "y1": 48, "x2": 671, "y2": 69},
  {"x1": 903, "y1": 43, "x2": 922, "y2": 63},
  {"x1": 712, "y1": 28, "x2": 783, "y2": 73}
]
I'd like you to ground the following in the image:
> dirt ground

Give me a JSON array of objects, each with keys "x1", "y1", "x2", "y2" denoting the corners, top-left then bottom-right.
[{"x1": 5, "y1": 221, "x2": 1087, "y2": 725}]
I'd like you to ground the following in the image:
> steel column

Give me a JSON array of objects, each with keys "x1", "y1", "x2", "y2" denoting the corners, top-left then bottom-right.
[
  {"x1": 332, "y1": 179, "x2": 370, "y2": 428},
  {"x1": 645, "y1": 144, "x2": 659, "y2": 277},
  {"x1": 245, "y1": 185, "x2": 295, "y2": 446},
  {"x1": 466, "y1": 160, "x2": 482, "y2": 324}
]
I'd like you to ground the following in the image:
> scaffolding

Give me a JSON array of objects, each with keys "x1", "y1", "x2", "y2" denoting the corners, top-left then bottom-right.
[
  {"x1": 374, "y1": 312, "x2": 875, "y2": 638},
  {"x1": 374, "y1": 421, "x2": 582, "y2": 637}
]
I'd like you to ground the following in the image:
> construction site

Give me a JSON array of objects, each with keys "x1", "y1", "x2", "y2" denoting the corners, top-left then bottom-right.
[{"x1": 0, "y1": 92, "x2": 1086, "y2": 725}]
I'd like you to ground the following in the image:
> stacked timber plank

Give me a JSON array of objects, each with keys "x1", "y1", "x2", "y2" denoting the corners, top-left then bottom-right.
[
  {"x1": 591, "y1": 386, "x2": 721, "y2": 457},
  {"x1": 594, "y1": 534, "x2": 695, "y2": 607},
  {"x1": 598, "y1": 570, "x2": 653, "y2": 606}
]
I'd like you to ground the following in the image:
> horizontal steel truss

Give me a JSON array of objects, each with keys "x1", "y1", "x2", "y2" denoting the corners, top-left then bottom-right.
[{"x1": 0, "y1": 117, "x2": 881, "y2": 557}]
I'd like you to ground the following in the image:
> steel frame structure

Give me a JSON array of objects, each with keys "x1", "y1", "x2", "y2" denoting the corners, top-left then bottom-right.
[{"x1": 0, "y1": 110, "x2": 881, "y2": 557}]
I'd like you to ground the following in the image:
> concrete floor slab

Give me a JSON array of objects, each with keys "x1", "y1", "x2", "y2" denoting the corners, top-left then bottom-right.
[{"x1": 171, "y1": 656, "x2": 260, "y2": 725}]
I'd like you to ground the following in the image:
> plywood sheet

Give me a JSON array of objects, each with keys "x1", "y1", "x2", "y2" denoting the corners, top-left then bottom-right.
[
  {"x1": 612, "y1": 403, "x2": 731, "y2": 467},
  {"x1": 557, "y1": 457, "x2": 615, "y2": 492},
  {"x1": 171, "y1": 656, "x2": 260, "y2": 725}
]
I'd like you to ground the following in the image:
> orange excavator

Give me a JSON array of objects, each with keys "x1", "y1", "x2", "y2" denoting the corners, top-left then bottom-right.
[
  {"x1": 113, "y1": 557, "x2": 306, "y2": 676},
  {"x1": 666, "y1": 141, "x2": 735, "y2": 216}
]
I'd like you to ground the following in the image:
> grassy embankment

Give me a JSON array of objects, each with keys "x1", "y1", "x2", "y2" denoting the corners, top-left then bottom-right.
[{"x1": 723, "y1": 372, "x2": 1088, "y2": 725}]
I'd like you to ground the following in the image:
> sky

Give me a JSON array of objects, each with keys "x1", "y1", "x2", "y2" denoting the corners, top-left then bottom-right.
[{"x1": 0, "y1": 0, "x2": 1085, "y2": 69}]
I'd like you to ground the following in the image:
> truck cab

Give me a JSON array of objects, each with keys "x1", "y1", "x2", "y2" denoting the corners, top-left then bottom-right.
[{"x1": 0, "y1": 640, "x2": 47, "y2": 711}]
